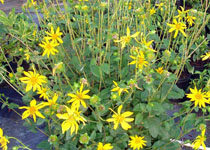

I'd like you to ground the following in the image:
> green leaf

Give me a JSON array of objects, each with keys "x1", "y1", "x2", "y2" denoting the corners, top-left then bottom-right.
[
  {"x1": 144, "y1": 117, "x2": 160, "y2": 138},
  {"x1": 101, "y1": 63, "x2": 110, "y2": 74},
  {"x1": 37, "y1": 140, "x2": 51, "y2": 150},
  {"x1": 97, "y1": 122, "x2": 103, "y2": 132},
  {"x1": 90, "y1": 65, "x2": 101, "y2": 78},
  {"x1": 167, "y1": 85, "x2": 185, "y2": 99},
  {"x1": 135, "y1": 113, "x2": 143, "y2": 125},
  {"x1": 8, "y1": 103, "x2": 19, "y2": 109}
]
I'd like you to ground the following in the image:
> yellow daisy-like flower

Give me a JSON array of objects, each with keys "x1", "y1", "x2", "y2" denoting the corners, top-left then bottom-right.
[
  {"x1": 19, "y1": 99, "x2": 46, "y2": 122},
  {"x1": 56, "y1": 105, "x2": 86, "y2": 135},
  {"x1": 114, "y1": 27, "x2": 140, "y2": 49},
  {"x1": 43, "y1": 93, "x2": 58, "y2": 107},
  {"x1": 129, "y1": 135, "x2": 147, "y2": 150},
  {"x1": 155, "y1": 3, "x2": 164, "y2": 11},
  {"x1": 19, "y1": 70, "x2": 47, "y2": 92},
  {"x1": 192, "y1": 129, "x2": 206, "y2": 150},
  {"x1": 156, "y1": 67, "x2": 164, "y2": 74},
  {"x1": 149, "y1": 8, "x2": 156, "y2": 15},
  {"x1": 45, "y1": 26, "x2": 63, "y2": 44},
  {"x1": 129, "y1": 51, "x2": 148, "y2": 69},
  {"x1": 39, "y1": 39, "x2": 59, "y2": 58},
  {"x1": 97, "y1": 142, "x2": 113, "y2": 150},
  {"x1": 186, "y1": 15, "x2": 196, "y2": 27},
  {"x1": 111, "y1": 81, "x2": 128, "y2": 96},
  {"x1": 0, "y1": 128, "x2": 9, "y2": 150},
  {"x1": 201, "y1": 51, "x2": 210, "y2": 61},
  {"x1": 37, "y1": 87, "x2": 49, "y2": 100},
  {"x1": 0, "y1": 0, "x2": 4, "y2": 4},
  {"x1": 107, "y1": 105, "x2": 134, "y2": 130},
  {"x1": 141, "y1": 38, "x2": 156, "y2": 52},
  {"x1": 167, "y1": 19, "x2": 187, "y2": 38},
  {"x1": 175, "y1": 6, "x2": 189, "y2": 21},
  {"x1": 67, "y1": 83, "x2": 91, "y2": 109},
  {"x1": 186, "y1": 86, "x2": 209, "y2": 108}
]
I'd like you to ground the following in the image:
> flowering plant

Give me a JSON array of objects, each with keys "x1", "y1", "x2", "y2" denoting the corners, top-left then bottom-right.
[{"x1": 0, "y1": 0, "x2": 210, "y2": 150}]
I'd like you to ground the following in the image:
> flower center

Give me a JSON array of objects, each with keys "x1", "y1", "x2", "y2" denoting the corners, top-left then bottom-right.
[
  {"x1": 116, "y1": 115, "x2": 124, "y2": 123},
  {"x1": 195, "y1": 93, "x2": 202, "y2": 100},
  {"x1": 135, "y1": 138, "x2": 141, "y2": 144},
  {"x1": 52, "y1": 34, "x2": 58, "y2": 40},
  {"x1": 77, "y1": 93, "x2": 84, "y2": 100},
  {"x1": 30, "y1": 76, "x2": 38, "y2": 85},
  {"x1": 46, "y1": 44, "x2": 52, "y2": 49},
  {"x1": 29, "y1": 106, "x2": 36, "y2": 115},
  {"x1": 175, "y1": 23, "x2": 181, "y2": 30},
  {"x1": 138, "y1": 57, "x2": 145, "y2": 64}
]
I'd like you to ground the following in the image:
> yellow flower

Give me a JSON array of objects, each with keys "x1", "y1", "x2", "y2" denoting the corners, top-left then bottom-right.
[
  {"x1": 0, "y1": 0, "x2": 4, "y2": 4},
  {"x1": 67, "y1": 83, "x2": 91, "y2": 109},
  {"x1": 186, "y1": 86, "x2": 209, "y2": 108},
  {"x1": 111, "y1": 81, "x2": 128, "y2": 96},
  {"x1": 155, "y1": 3, "x2": 164, "y2": 11},
  {"x1": 45, "y1": 26, "x2": 63, "y2": 44},
  {"x1": 29, "y1": 0, "x2": 37, "y2": 7},
  {"x1": 43, "y1": 93, "x2": 58, "y2": 107},
  {"x1": 192, "y1": 129, "x2": 206, "y2": 150},
  {"x1": 128, "y1": 2, "x2": 132, "y2": 10},
  {"x1": 201, "y1": 51, "x2": 210, "y2": 61},
  {"x1": 97, "y1": 142, "x2": 113, "y2": 150},
  {"x1": 129, "y1": 51, "x2": 148, "y2": 69},
  {"x1": 129, "y1": 135, "x2": 147, "y2": 150},
  {"x1": 81, "y1": 5, "x2": 88, "y2": 11},
  {"x1": 56, "y1": 105, "x2": 86, "y2": 135},
  {"x1": 39, "y1": 39, "x2": 59, "y2": 58},
  {"x1": 19, "y1": 99, "x2": 46, "y2": 122},
  {"x1": 167, "y1": 19, "x2": 187, "y2": 38},
  {"x1": 19, "y1": 70, "x2": 47, "y2": 92},
  {"x1": 37, "y1": 87, "x2": 49, "y2": 100},
  {"x1": 0, "y1": 128, "x2": 9, "y2": 150},
  {"x1": 187, "y1": 15, "x2": 196, "y2": 27},
  {"x1": 114, "y1": 27, "x2": 140, "y2": 49},
  {"x1": 156, "y1": 67, "x2": 164, "y2": 74},
  {"x1": 107, "y1": 105, "x2": 134, "y2": 130},
  {"x1": 149, "y1": 8, "x2": 156, "y2": 15},
  {"x1": 175, "y1": 6, "x2": 189, "y2": 21},
  {"x1": 141, "y1": 38, "x2": 156, "y2": 52}
]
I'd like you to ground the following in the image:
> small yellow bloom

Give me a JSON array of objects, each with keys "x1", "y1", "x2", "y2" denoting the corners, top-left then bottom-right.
[
  {"x1": 37, "y1": 87, "x2": 49, "y2": 100},
  {"x1": 107, "y1": 105, "x2": 134, "y2": 130},
  {"x1": 45, "y1": 26, "x2": 63, "y2": 44},
  {"x1": 201, "y1": 51, "x2": 210, "y2": 61},
  {"x1": 81, "y1": 5, "x2": 88, "y2": 11},
  {"x1": 97, "y1": 142, "x2": 113, "y2": 150},
  {"x1": 175, "y1": 6, "x2": 189, "y2": 21},
  {"x1": 129, "y1": 51, "x2": 148, "y2": 69},
  {"x1": 0, "y1": 128, "x2": 9, "y2": 150},
  {"x1": 186, "y1": 15, "x2": 196, "y2": 27},
  {"x1": 167, "y1": 19, "x2": 187, "y2": 38},
  {"x1": 19, "y1": 69, "x2": 47, "y2": 92},
  {"x1": 155, "y1": 3, "x2": 164, "y2": 11},
  {"x1": 114, "y1": 27, "x2": 140, "y2": 49},
  {"x1": 128, "y1": 2, "x2": 132, "y2": 10},
  {"x1": 56, "y1": 105, "x2": 86, "y2": 135},
  {"x1": 67, "y1": 83, "x2": 91, "y2": 109},
  {"x1": 192, "y1": 128, "x2": 206, "y2": 150},
  {"x1": 39, "y1": 39, "x2": 59, "y2": 58},
  {"x1": 149, "y1": 8, "x2": 156, "y2": 15},
  {"x1": 19, "y1": 99, "x2": 46, "y2": 122},
  {"x1": 129, "y1": 135, "x2": 147, "y2": 150},
  {"x1": 0, "y1": 0, "x2": 4, "y2": 4},
  {"x1": 111, "y1": 81, "x2": 128, "y2": 96},
  {"x1": 186, "y1": 86, "x2": 209, "y2": 108},
  {"x1": 43, "y1": 93, "x2": 58, "y2": 107},
  {"x1": 141, "y1": 38, "x2": 156, "y2": 52},
  {"x1": 156, "y1": 67, "x2": 164, "y2": 74}
]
